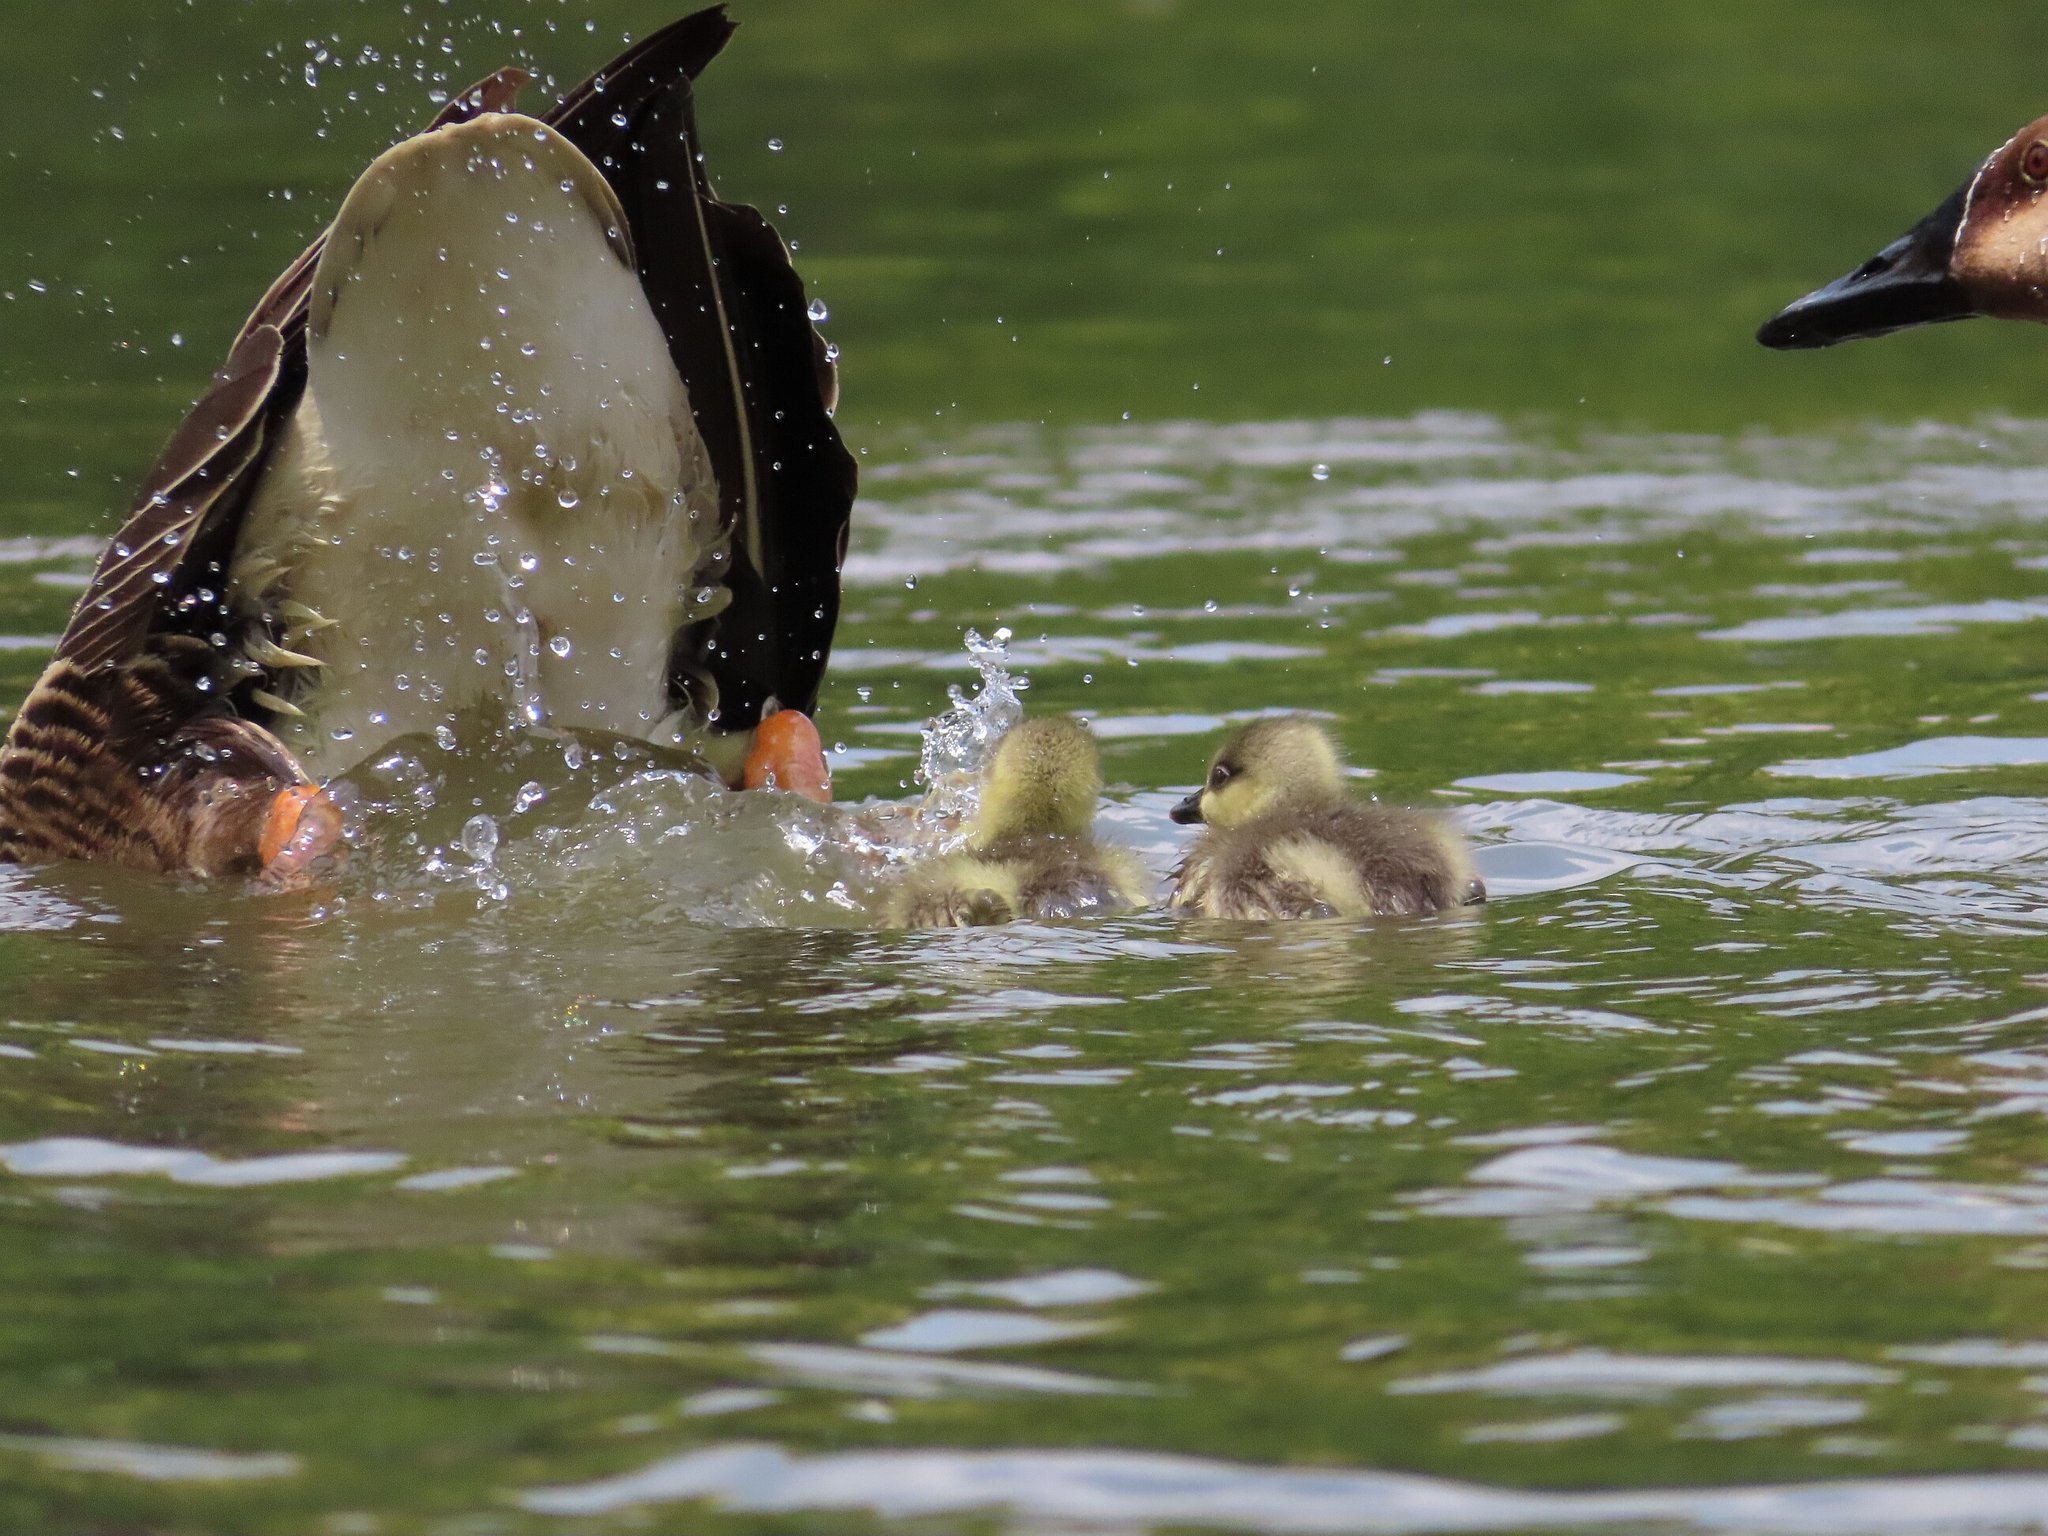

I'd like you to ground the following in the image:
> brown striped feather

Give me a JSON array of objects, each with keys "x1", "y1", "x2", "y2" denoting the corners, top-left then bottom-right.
[{"x1": 0, "y1": 646, "x2": 311, "y2": 875}]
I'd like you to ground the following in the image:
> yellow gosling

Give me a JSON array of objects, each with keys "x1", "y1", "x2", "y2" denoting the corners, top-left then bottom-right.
[
  {"x1": 889, "y1": 716, "x2": 1149, "y2": 927},
  {"x1": 1169, "y1": 716, "x2": 1483, "y2": 920}
]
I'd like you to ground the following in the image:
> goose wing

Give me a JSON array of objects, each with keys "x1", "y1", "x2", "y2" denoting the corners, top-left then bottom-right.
[
  {"x1": 549, "y1": 7, "x2": 856, "y2": 725},
  {"x1": 56, "y1": 327, "x2": 284, "y2": 674}
]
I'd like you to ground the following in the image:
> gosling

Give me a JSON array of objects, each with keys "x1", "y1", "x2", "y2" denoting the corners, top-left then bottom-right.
[
  {"x1": 1169, "y1": 716, "x2": 1484, "y2": 920},
  {"x1": 888, "y1": 716, "x2": 1149, "y2": 927}
]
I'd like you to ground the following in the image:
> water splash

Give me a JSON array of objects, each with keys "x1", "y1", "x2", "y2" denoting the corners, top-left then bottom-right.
[
  {"x1": 914, "y1": 626, "x2": 1024, "y2": 847},
  {"x1": 323, "y1": 729, "x2": 885, "y2": 927}
]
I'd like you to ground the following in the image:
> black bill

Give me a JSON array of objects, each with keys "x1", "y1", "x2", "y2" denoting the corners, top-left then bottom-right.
[
  {"x1": 1756, "y1": 180, "x2": 1974, "y2": 349},
  {"x1": 1169, "y1": 791, "x2": 1205, "y2": 825}
]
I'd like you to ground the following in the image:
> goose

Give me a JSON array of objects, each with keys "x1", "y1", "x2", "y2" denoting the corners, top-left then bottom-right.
[{"x1": 0, "y1": 5, "x2": 853, "y2": 883}]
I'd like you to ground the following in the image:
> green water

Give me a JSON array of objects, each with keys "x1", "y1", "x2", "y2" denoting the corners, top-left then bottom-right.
[{"x1": 12, "y1": 5, "x2": 2048, "y2": 1533}]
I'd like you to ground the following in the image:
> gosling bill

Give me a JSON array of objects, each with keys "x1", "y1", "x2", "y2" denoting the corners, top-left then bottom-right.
[{"x1": 1169, "y1": 717, "x2": 1483, "y2": 920}]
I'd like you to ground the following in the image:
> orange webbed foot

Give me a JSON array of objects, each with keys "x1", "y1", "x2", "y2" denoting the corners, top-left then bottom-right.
[
  {"x1": 740, "y1": 707, "x2": 832, "y2": 804},
  {"x1": 255, "y1": 783, "x2": 345, "y2": 891}
]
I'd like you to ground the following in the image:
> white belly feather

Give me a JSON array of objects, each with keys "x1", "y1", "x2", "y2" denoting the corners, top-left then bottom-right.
[{"x1": 233, "y1": 113, "x2": 723, "y2": 773}]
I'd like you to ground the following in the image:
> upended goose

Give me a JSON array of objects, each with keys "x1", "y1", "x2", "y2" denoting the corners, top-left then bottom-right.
[
  {"x1": 1759, "y1": 110, "x2": 2048, "y2": 349},
  {"x1": 0, "y1": 5, "x2": 854, "y2": 883}
]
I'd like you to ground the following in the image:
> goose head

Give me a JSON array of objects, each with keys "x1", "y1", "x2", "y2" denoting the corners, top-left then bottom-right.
[{"x1": 1759, "y1": 112, "x2": 2048, "y2": 348}]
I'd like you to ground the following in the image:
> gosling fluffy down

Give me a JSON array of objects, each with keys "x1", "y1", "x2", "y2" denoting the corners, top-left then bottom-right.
[
  {"x1": 889, "y1": 716, "x2": 1149, "y2": 927},
  {"x1": 1169, "y1": 717, "x2": 1483, "y2": 920}
]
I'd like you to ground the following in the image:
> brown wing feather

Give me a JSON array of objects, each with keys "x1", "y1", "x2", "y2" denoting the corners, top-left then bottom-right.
[
  {"x1": 57, "y1": 327, "x2": 284, "y2": 675},
  {"x1": 547, "y1": 8, "x2": 736, "y2": 126},
  {"x1": 695, "y1": 199, "x2": 857, "y2": 720}
]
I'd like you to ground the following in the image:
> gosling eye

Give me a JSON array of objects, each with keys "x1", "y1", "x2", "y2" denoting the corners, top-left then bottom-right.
[
  {"x1": 2023, "y1": 140, "x2": 2048, "y2": 183},
  {"x1": 1208, "y1": 762, "x2": 1234, "y2": 789}
]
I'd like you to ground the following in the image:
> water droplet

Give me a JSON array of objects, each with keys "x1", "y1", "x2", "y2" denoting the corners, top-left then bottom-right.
[
  {"x1": 1311, "y1": 462, "x2": 1331, "y2": 482},
  {"x1": 548, "y1": 635, "x2": 572, "y2": 659},
  {"x1": 807, "y1": 297, "x2": 829, "y2": 323},
  {"x1": 767, "y1": 137, "x2": 784, "y2": 152},
  {"x1": 460, "y1": 814, "x2": 499, "y2": 863}
]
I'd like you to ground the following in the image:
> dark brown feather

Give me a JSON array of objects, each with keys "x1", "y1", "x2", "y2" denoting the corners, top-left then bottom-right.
[
  {"x1": 547, "y1": 8, "x2": 735, "y2": 125},
  {"x1": 551, "y1": 8, "x2": 855, "y2": 723},
  {"x1": 689, "y1": 199, "x2": 858, "y2": 721},
  {"x1": 58, "y1": 327, "x2": 283, "y2": 675}
]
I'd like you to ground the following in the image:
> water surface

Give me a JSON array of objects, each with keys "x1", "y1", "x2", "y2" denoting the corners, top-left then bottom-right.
[{"x1": 8, "y1": 6, "x2": 2048, "y2": 1534}]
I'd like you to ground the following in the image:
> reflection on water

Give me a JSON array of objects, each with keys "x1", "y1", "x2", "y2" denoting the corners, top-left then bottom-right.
[{"x1": 519, "y1": 1441, "x2": 2048, "y2": 1530}]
